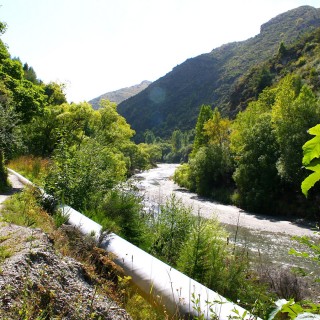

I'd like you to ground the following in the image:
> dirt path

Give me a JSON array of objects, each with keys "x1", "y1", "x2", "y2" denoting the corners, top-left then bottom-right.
[{"x1": 0, "y1": 173, "x2": 25, "y2": 209}]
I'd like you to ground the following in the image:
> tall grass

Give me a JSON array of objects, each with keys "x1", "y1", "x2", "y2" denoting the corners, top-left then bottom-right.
[{"x1": 8, "y1": 155, "x2": 50, "y2": 186}]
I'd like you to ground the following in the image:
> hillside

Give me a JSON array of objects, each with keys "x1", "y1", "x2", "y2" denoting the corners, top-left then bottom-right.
[
  {"x1": 117, "y1": 5, "x2": 320, "y2": 140},
  {"x1": 89, "y1": 80, "x2": 151, "y2": 110}
]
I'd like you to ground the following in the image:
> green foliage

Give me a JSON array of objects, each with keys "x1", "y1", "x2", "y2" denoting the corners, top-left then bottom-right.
[
  {"x1": 173, "y1": 163, "x2": 192, "y2": 189},
  {"x1": 192, "y1": 105, "x2": 213, "y2": 156},
  {"x1": 177, "y1": 215, "x2": 228, "y2": 288},
  {"x1": 0, "y1": 104, "x2": 20, "y2": 190},
  {"x1": 289, "y1": 231, "x2": 320, "y2": 282},
  {"x1": 269, "y1": 299, "x2": 320, "y2": 320},
  {"x1": 301, "y1": 124, "x2": 320, "y2": 196},
  {"x1": 272, "y1": 76, "x2": 320, "y2": 186},
  {"x1": 23, "y1": 63, "x2": 38, "y2": 84},
  {"x1": 149, "y1": 194, "x2": 194, "y2": 266},
  {"x1": 176, "y1": 107, "x2": 233, "y2": 199},
  {"x1": 95, "y1": 187, "x2": 149, "y2": 248},
  {"x1": 189, "y1": 145, "x2": 233, "y2": 196},
  {"x1": 8, "y1": 156, "x2": 49, "y2": 186},
  {"x1": 43, "y1": 82, "x2": 66, "y2": 105},
  {"x1": 2, "y1": 58, "x2": 23, "y2": 80},
  {"x1": 0, "y1": 187, "x2": 58, "y2": 233},
  {"x1": 231, "y1": 102, "x2": 280, "y2": 212},
  {"x1": 45, "y1": 139, "x2": 127, "y2": 210},
  {"x1": 137, "y1": 143, "x2": 162, "y2": 167}
]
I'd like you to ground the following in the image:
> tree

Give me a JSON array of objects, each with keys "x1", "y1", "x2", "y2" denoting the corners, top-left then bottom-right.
[
  {"x1": 203, "y1": 107, "x2": 230, "y2": 147},
  {"x1": 171, "y1": 129, "x2": 184, "y2": 152},
  {"x1": 272, "y1": 75, "x2": 320, "y2": 188},
  {"x1": 93, "y1": 99, "x2": 135, "y2": 148},
  {"x1": 45, "y1": 138, "x2": 127, "y2": 210},
  {"x1": 44, "y1": 82, "x2": 66, "y2": 105},
  {"x1": 0, "y1": 105, "x2": 19, "y2": 190},
  {"x1": 144, "y1": 130, "x2": 156, "y2": 144},
  {"x1": 23, "y1": 63, "x2": 38, "y2": 84},
  {"x1": 231, "y1": 97, "x2": 280, "y2": 212},
  {"x1": 191, "y1": 105, "x2": 213, "y2": 156},
  {"x1": 189, "y1": 144, "x2": 233, "y2": 196},
  {"x1": 177, "y1": 215, "x2": 228, "y2": 287}
]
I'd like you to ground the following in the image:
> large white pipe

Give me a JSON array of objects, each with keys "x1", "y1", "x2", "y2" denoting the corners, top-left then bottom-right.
[
  {"x1": 60, "y1": 205, "x2": 258, "y2": 320},
  {"x1": 9, "y1": 169, "x2": 259, "y2": 319}
]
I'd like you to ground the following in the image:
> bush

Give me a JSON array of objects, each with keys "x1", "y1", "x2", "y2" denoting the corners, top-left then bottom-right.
[
  {"x1": 149, "y1": 194, "x2": 194, "y2": 266},
  {"x1": 95, "y1": 186, "x2": 150, "y2": 249}
]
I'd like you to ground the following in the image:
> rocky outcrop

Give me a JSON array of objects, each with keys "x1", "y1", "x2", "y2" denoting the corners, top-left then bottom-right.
[{"x1": 0, "y1": 223, "x2": 132, "y2": 319}]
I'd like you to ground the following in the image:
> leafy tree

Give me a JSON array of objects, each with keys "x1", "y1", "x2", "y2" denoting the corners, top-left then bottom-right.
[
  {"x1": 0, "y1": 105, "x2": 20, "y2": 190},
  {"x1": 191, "y1": 104, "x2": 213, "y2": 157},
  {"x1": 93, "y1": 99, "x2": 135, "y2": 148},
  {"x1": 22, "y1": 102, "x2": 95, "y2": 156},
  {"x1": 203, "y1": 107, "x2": 230, "y2": 147},
  {"x1": 144, "y1": 130, "x2": 156, "y2": 144},
  {"x1": 2, "y1": 58, "x2": 23, "y2": 80},
  {"x1": 23, "y1": 63, "x2": 38, "y2": 84},
  {"x1": 136, "y1": 143, "x2": 162, "y2": 167},
  {"x1": 231, "y1": 109, "x2": 280, "y2": 212},
  {"x1": 44, "y1": 82, "x2": 67, "y2": 105},
  {"x1": 171, "y1": 129, "x2": 184, "y2": 152},
  {"x1": 272, "y1": 75, "x2": 320, "y2": 188},
  {"x1": 45, "y1": 139, "x2": 127, "y2": 210},
  {"x1": 188, "y1": 144, "x2": 233, "y2": 196}
]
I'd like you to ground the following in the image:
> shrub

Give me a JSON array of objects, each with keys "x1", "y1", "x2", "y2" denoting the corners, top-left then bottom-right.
[{"x1": 149, "y1": 194, "x2": 194, "y2": 266}]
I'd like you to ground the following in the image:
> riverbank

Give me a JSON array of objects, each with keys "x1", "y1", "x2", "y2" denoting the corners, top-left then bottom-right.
[
  {"x1": 134, "y1": 163, "x2": 317, "y2": 237},
  {"x1": 133, "y1": 163, "x2": 320, "y2": 284}
]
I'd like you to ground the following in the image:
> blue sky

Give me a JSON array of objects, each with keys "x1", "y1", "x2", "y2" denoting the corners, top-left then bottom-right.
[{"x1": 0, "y1": 0, "x2": 319, "y2": 102}]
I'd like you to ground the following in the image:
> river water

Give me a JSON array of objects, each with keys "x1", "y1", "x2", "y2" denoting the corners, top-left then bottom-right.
[{"x1": 133, "y1": 163, "x2": 320, "y2": 281}]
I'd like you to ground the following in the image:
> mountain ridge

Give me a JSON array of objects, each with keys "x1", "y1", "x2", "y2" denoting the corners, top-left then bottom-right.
[
  {"x1": 116, "y1": 5, "x2": 320, "y2": 141},
  {"x1": 89, "y1": 80, "x2": 151, "y2": 109}
]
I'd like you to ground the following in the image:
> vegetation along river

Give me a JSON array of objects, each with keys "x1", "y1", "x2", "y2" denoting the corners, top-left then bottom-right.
[{"x1": 133, "y1": 163, "x2": 320, "y2": 281}]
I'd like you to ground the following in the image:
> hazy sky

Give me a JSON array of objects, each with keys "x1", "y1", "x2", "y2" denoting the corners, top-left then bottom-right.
[{"x1": 0, "y1": 0, "x2": 319, "y2": 102}]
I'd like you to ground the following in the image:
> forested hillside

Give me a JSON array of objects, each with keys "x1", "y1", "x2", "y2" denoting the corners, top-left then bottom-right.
[
  {"x1": 117, "y1": 5, "x2": 320, "y2": 141},
  {"x1": 173, "y1": 22, "x2": 320, "y2": 217}
]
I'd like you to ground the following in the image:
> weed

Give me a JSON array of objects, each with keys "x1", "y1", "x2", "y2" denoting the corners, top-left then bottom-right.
[{"x1": 0, "y1": 245, "x2": 12, "y2": 262}]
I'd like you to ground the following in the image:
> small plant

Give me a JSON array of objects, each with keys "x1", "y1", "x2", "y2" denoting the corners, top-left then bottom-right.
[
  {"x1": 0, "y1": 245, "x2": 12, "y2": 262},
  {"x1": 52, "y1": 209, "x2": 69, "y2": 228},
  {"x1": 269, "y1": 299, "x2": 320, "y2": 320}
]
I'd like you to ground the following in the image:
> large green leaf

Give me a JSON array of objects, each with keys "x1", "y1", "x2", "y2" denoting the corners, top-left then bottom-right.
[
  {"x1": 301, "y1": 170, "x2": 320, "y2": 197},
  {"x1": 302, "y1": 125, "x2": 320, "y2": 166}
]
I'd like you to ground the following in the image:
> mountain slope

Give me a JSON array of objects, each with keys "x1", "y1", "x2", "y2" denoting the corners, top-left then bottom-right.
[
  {"x1": 117, "y1": 5, "x2": 320, "y2": 140},
  {"x1": 89, "y1": 80, "x2": 151, "y2": 110}
]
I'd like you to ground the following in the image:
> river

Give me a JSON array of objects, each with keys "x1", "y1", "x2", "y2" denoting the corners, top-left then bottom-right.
[{"x1": 133, "y1": 163, "x2": 320, "y2": 279}]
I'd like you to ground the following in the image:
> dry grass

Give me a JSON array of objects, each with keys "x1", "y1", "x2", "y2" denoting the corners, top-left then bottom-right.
[{"x1": 8, "y1": 156, "x2": 50, "y2": 186}]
